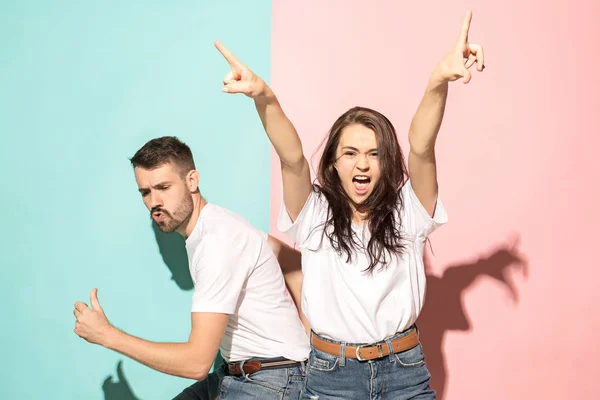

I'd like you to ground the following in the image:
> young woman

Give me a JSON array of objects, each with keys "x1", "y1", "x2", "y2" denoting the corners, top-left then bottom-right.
[{"x1": 216, "y1": 10, "x2": 484, "y2": 399}]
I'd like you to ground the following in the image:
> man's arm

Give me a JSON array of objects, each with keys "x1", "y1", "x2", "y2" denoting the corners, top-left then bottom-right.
[
  {"x1": 74, "y1": 289, "x2": 227, "y2": 380},
  {"x1": 267, "y1": 235, "x2": 310, "y2": 335}
]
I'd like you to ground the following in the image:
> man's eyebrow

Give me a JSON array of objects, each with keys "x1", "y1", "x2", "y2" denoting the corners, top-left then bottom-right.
[{"x1": 152, "y1": 181, "x2": 171, "y2": 187}]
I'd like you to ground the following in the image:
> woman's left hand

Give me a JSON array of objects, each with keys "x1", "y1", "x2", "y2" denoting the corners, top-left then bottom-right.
[{"x1": 434, "y1": 10, "x2": 485, "y2": 84}]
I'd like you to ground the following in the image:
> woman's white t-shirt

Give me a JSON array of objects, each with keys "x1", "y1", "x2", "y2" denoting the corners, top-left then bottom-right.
[{"x1": 278, "y1": 180, "x2": 448, "y2": 344}]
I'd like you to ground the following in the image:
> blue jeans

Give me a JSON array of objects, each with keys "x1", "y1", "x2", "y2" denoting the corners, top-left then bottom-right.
[
  {"x1": 172, "y1": 364, "x2": 226, "y2": 400},
  {"x1": 302, "y1": 328, "x2": 436, "y2": 400},
  {"x1": 172, "y1": 361, "x2": 306, "y2": 400}
]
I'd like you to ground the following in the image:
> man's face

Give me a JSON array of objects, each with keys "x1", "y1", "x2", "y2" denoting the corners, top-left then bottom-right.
[{"x1": 134, "y1": 163, "x2": 193, "y2": 233}]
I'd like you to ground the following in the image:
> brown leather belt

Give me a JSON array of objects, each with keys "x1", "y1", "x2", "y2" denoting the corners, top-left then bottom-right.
[
  {"x1": 227, "y1": 357, "x2": 302, "y2": 376},
  {"x1": 311, "y1": 328, "x2": 419, "y2": 361}
]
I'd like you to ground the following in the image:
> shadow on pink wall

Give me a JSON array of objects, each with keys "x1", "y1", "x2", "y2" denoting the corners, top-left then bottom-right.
[{"x1": 418, "y1": 236, "x2": 528, "y2": 399}]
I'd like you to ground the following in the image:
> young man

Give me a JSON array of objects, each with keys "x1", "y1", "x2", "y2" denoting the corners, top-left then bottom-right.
[{"x1": 73, "y1": 136, "x2": 310, "y2": 399}]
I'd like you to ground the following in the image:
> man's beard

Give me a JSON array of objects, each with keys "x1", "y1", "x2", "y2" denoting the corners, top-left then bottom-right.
[{"x1": 152, "y1": 194, "x2": 193, "y2": 233}]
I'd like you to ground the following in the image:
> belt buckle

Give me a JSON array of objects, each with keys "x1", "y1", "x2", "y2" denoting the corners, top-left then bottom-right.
[
  {"x1": 355, "y1": 343, "x2": 384, "y2": 361},
  {"x1": 355, "y1": 345, "x2": 366, "y2": 361}
]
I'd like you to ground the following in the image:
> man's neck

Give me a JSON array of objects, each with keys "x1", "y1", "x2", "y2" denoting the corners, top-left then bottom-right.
[{"x1": 177, "y1": 194, "x2": 207, "y2": 239}]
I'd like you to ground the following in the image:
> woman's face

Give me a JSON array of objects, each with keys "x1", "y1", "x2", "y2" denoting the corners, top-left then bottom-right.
[{"x1": 334, "y1": 123, "x2": 381, "y2": 209}]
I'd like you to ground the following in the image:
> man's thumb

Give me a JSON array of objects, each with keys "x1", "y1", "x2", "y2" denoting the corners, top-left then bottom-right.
[{"x1": 90, "y1": 288, "x2": 102, "y2": 311}]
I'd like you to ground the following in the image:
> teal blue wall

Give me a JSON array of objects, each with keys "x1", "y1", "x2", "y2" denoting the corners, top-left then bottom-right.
[{"x1": 0, "y1": 1, "x2": 271, "y2": 398}]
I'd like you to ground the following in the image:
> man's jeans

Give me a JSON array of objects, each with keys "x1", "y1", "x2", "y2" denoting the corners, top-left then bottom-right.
[{"x1": 172, "y1": 361, "x2": 306, "y2": 400}]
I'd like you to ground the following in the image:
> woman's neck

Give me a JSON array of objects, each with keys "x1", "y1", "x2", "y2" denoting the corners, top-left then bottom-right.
[{"x1": 351, "y1": 202, "x2": 369, "y2": 226}]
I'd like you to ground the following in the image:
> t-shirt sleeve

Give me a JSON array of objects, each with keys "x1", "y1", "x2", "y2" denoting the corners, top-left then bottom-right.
[
  {"x1": 277, "y1": 189, "x2": 325, "y2": 247},
  {"x1": 400, "y1": 179, "x2": 448, "y2": 238},
  {"x1": 189, "y1": 233, "x2": 252, "y2": 314}
]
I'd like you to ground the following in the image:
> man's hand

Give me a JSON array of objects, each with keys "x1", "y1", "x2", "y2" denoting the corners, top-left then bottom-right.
[
  {"x1": 433, "y1": 10, "x2": 485, "y2": 84},
  {"x1": 73, "y1": 288, "x2": 114, "y2": 346}
]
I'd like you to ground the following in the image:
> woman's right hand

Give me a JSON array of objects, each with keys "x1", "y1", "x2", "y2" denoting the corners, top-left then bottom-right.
[
  {"x1": 215, "y1": 41, "x2": 311, "y2": 221},
  {"x1": 214, "y1": 40, "x2": 272, "y2": 99}
]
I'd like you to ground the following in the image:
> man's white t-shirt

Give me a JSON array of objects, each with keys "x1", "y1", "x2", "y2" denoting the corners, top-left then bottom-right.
[
  {"x1": 278, "y1": 180, "x2": 448, "y2": 344},
  {"x1": 185, "y1": 203, "x2": 310, "y2": 362}
]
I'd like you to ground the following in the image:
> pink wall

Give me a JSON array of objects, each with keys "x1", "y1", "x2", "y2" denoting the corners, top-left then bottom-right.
[{"x1": 270, "y1": 1, "x2": 600, "y2": 399}]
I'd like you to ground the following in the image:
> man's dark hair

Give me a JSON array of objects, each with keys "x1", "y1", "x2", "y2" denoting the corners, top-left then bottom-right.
[{"x1": 130, "y1": 136, "x2": 196, "y2": 176}]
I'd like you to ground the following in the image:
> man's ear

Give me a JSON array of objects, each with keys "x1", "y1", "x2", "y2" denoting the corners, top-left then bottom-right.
[{"x1": 186, "y1": 169, "x2": 200, "y2": 192}]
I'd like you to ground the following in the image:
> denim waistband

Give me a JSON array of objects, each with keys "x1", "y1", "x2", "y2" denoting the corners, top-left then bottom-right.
[
  {"x1": 311, "y1": 324, "x2": 417, "y2": 347},
  {"x1": 225, "y1": 356, "x2": 303, "y2": 365}
]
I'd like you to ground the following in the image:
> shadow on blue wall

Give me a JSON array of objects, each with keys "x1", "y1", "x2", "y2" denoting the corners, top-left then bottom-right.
[
  {"x1": 152, "y1": 222, "x2": 194, "y2": 291},
  {"x1": 102, "y1": 361, "x2": 140, "y2": 400}
]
